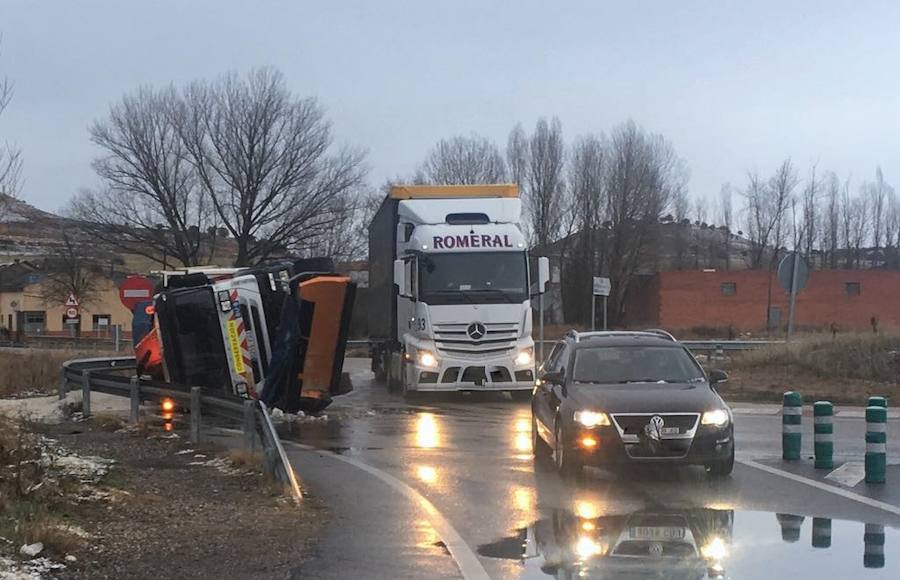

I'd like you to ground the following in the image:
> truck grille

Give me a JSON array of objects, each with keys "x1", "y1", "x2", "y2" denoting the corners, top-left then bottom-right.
[{"x1": 432, "y1": 322, "x2": 518, "y2": 359}]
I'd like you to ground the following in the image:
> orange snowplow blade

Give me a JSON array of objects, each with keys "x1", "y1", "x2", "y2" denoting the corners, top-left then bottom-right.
[{"x1": 296, "y1": 275, "x2": 354, "y2": 400}]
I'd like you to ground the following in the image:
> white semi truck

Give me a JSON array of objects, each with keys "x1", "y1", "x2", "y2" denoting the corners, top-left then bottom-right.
[{"x1": 368, "y1": 184, "x2": 549, "y2": 397}]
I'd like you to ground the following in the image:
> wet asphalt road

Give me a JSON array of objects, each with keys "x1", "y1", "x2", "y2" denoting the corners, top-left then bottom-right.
[{"x1": 284, "y1": 359, "x2": 900, "y2": 579}]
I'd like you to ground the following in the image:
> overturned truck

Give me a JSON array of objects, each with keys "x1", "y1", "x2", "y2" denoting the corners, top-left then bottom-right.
[{"x1": 134, "y1": 259, "x2": 356, "y2": 414}]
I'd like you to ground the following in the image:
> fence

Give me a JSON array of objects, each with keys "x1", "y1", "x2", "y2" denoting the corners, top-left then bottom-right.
[{"x1": 60, "y1": 356, "x2": 302, "y2": 503}]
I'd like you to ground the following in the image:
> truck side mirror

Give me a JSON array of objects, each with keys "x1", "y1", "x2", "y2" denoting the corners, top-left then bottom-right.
[
  {"x1": 393, "y1": 259, "x2": 409, "y2": 297},
  {"x1": 538, "y1": 257, "x2": 550, "y2": 294}
]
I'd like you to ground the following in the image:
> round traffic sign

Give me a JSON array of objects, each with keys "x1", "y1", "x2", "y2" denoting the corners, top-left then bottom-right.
[
  {"x1": 65, "y1": 307, "x2": 79, "y2": 319},
  {"x1": 777, "y1": 252, "x2": 809, "y2": 293},
  {"x1": 119, "y1": 276, "x2": 155, "y2": 311}
]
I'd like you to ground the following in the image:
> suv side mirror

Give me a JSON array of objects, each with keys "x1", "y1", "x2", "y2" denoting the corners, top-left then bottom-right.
[
  {"x1": 541, "y1": 370, "x2": 564, "y2": 385},
  {"x1": 708, "y1": 369, "x2": 728, "y2": 385}
]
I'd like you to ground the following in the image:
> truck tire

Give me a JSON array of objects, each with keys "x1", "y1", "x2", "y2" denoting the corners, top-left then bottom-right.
[{"x1": 386, "y1": 351, "x2": 402, "y2": 392}]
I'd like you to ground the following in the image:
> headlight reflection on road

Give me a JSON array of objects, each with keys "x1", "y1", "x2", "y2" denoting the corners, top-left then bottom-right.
[
  {"x1": 512, "y1": 415, "x2": 532, "y2": 458},
  {"x1": 415, "y1": 413, "x2": 440, "y2": 449},
  {"x1": 416, "y1": 465, "x2": 439, "y2": 485},
  {"x1": 511, "y1": 486, "x2": 534, "y2": 511},
  {"x1": 701, "y1": 536, "x2": 729, "y2": 561},
  {"x1": 574, "y1": 536, "x2": 605, "y2": 560},
  {"x1": 575, "y1": 500, "x2": 600, "y2": 519}
]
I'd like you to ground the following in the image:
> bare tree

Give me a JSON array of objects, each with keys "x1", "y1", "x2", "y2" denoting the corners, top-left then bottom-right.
[
  {"x1": 848, "y1": 193, "x2": 870, "y2": 268},
  {"x1": 73, "y1": 86, "x2": 216, "y2": 267},
  {"x1": 506, "y1": 123, "x2": 529, "y2": 191},
  {"x1": 179, "y1": 69, "x2": 366, "y2": 266},
  {"x1": 867, "y1": 167, "x2": 890, "y2": 268},
  {"x1": 743, "y1": 159, "x2": 796, "y2": 269},
  {"x1": 823, "y1": 172, "x2": 841, "y2": 269},
  {"x1": 799, "y1": 163, "x2": 823, "y2": 262},
  {"x1": 517, "y1": 117, "x2": 566, "y2": 247},
  {"x1": 38, "y1": 227, "x2": 104, "y2": 309},
  {"x1": 603, "y1": 120, "x2": 685, "y2": 324},
  {"x1": 419, "y1": 134, "x2": 507, "y2": 184},
  {"x1": 0, "y1": 37, "x2": 23, "y2": 212},
  {"x1": 719, "y1": 184, "x2": 733, "y2": 270}
]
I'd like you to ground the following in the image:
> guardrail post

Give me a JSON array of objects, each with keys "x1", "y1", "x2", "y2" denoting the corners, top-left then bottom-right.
[
  {"x1": 864, "y1": 523, "x2": 885, "y2": 568},
  {"x1": 812, "y1": 517, "x2": 831, "y2": 548},
  {"x1": 782, "y1": 391, "x2": 802, "y2": 460},
  {"x1": 81, "y1": 370, "x2": 91, "y2": 418},
  {"x1": 129, "y1": 377, "x2": 140, "y2": 423},
  {"x1": 190, "y1": 387, "x2": 201, "y2": 444},
  {"x1": 58, "y1": 367, "x2": 67, "y2": 400},
  {"x1": 865, "y1": 405, "x2": 887, "y2": 484},
  {"x1": 242, "y1": 400, "x2": 256, "y2": 450},
  {"x1": 814, "y1": 401, "x2": 834, "y2": 469}
]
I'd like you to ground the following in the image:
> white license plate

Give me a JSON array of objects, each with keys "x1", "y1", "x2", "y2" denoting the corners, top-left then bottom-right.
[
  {"x1": 660, "y1": 427, "x2": 680, "y2": 435},
  {"x1": 629, "y1": 526, "x2": 685, "y2": 540}
]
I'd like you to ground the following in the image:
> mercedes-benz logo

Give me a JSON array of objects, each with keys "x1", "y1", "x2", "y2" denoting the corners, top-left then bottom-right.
[
  {"x1": 644, "y1": 415, "x2": 665, "y2": 441},
  {"x1": 467, "y1": 322, "x2": 486, "y2": 340}
]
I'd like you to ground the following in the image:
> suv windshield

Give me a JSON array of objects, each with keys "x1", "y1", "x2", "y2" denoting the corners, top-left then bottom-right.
[
  {"x1": 572, "y1": 345, "x2": 705, "y2": 384},
  {"x1": 418, "y1": 251, "x2": 528, "y2": 305}
]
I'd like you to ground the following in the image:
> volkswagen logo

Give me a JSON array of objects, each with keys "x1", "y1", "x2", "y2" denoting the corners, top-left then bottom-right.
[
  {"x1": 467, "y1": 322, "x2": 486, "y2": 340},
  {"x1": 644, "y1": 415, "x2": 665, "y2": 441}
]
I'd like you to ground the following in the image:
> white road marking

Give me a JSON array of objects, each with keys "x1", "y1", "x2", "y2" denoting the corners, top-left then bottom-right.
[
  {"x1": 739, "y1": 458, "x2": 900, "y2": 517},
  {"x1": 824, "y1": 461, "x2": 866, "y2": 487},
  {"x1": 283, "y1": 441, "x2": 490, "y2": 580}
]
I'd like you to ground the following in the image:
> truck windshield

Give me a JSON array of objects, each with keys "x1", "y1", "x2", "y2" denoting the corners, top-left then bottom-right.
[{"x1": 418, "y1": 252, "x2": 528, "y2": 305}]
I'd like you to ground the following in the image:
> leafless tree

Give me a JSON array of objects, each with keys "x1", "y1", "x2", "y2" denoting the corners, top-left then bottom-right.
[
  {"x1": 799, "y1": 163, "x2": 823, "y2": 260},
  {"x1": 602, "y1": 120, "x2": 685, "y2": 324},
  {"x1": 419, "y1": 134, "x2": 507, "y2": 184},
  {"x1": 73, "y1": 86, "x2": 216, "y2": 267},
  {"x1": 884, "y1": 192, "x2": 900, "y2": 269},
  {"x1": 38, "y1": 227, "x2": 103, "y2": 309},
  {"x1": 301, "y1": 185, "x2": 380, "y2": 261},
  {"x1": 514, "y1": 117, "x2": 567, "y2": 247},
  {"x1": 848, "y1": 193, "x2": 870, "y2": 268},
  {"x1": 564, "y1": 133, "x2": 607, "y2": 324},
  {"x1": 743, "y1": 159, "x2": 796, "y2": 269},
  {"x1": 506, "y1": 123, "x2": 528, "y2": 192},
  {"x1": 719, "y1": 184, "x2": 734, "y2": 270},
  {"x1": 178, "y1": 69, "x2": 366, "y2": 266},
  {"x1": 866, "y1": 167, "x2": 891, "y2": 268},
  {"x1": 0, "y1": 37, "x2": 23, "y2": 212},
  {"x1": 822, "y1": 172, "x2": 841, "y2": 269}
]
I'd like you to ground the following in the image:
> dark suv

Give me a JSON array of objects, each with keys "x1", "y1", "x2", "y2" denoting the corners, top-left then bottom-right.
[{"x1": 531, "y1": 330, "x2": 734, "y2": 477}]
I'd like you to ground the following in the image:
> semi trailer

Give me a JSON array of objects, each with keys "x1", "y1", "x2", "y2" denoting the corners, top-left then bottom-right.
[{"x1": 368, "y1": 184, "x2": 549, "y2": 396}]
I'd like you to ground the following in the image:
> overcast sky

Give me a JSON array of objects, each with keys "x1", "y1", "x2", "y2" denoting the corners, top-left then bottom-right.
[{"x1": 2, "y1": 0, "x2": 899, "y2": 214}]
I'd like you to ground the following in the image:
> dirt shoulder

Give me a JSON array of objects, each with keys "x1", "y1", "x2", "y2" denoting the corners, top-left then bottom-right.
[
  {"x1": 717, "y1": 365, "x2": 898, "y2": 404},
  {"x1": 1, "y1": 416, "x2": 327, "y2": 579}
]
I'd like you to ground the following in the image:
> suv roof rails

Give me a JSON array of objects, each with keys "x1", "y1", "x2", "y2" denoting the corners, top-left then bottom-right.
[{"x1": 564, "y1": 329, "x2": 679, "y2": 343}]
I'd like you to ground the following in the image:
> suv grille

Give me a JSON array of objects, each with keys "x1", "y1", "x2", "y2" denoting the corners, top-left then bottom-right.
[{"x1": 432, "y1": 322, "x2": 518, "y2": 359}]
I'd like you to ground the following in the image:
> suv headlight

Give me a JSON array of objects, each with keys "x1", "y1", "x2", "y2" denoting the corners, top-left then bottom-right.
[
  {"x1": 702, "y1": 409, "x2": 730, "y2": 427},
  {"x1": 574, "y1": 410, "x2": 611, "y2": 428},
  {"x1": 515, "y1": 347, "x2": 533, "y2": 366},
  {"x1": 417, "y1": 349, "x2": 438, "y2": 368}
]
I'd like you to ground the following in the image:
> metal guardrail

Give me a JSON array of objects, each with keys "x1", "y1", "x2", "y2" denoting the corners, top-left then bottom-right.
[{"x1": 60, "y1": 356, "x2": 302, "y2": 504}]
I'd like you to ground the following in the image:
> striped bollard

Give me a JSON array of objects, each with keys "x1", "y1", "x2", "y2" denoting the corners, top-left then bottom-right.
[
  {"x1": 776, "y1": 513, "x2": 804, "y2": 543},
  {"x1": 814, "y1": 402, "x2": 834, "y2": 469},
  {"x1": 865, "y1": 405, "x2": 887, "y2": 484},
  {"x1": 864, "y1": 523, "x2": 885, "y2": 568},
  {"x1": 868, "y1": 396, "x2": 887, "y2": 408},
  {"x1": 811, "y1": 517, "x2": 831, "y2": 548},
  {"x1": 782, "y1": 392, "x2": 803, "y2": 460}
]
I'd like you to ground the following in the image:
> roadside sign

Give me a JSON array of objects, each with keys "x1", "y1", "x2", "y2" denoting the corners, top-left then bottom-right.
[
  {"x1": 65, "y1": 307, "x2": 79, "y2": 319},
  {"x1": 592, "y1": 277, "x2": 611, "y2": 297},
  {"x1": 65, "y1": 293, "x2": 79, "y2": 307},
  {"x1": 119, "y1": 276, "x2": 155, "y2": 311},
  {"x1": 777, "y1": 253, "x2": 809, "y2": 293}
]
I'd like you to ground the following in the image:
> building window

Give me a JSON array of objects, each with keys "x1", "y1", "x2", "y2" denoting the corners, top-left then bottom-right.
[
  {"x1": 92, "y1": 314, "x2": 112, "y2": 331},
  {"x1": 23, "y1": 311, "x2": 46, "y2": 334},
  {"x1": 845, "y1": 282, "x2": 861, "y2": 296},
  {"x1": 721, "y1": 282, "x2": 736, "y2": 296}
]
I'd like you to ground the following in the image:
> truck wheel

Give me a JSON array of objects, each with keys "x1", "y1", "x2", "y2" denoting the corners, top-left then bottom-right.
[{"x1": 386, "y1": 352, "x2": 401, "y2": 392}]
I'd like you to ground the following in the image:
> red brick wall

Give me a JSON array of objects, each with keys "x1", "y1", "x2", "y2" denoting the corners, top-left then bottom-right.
[{"x1": 655, "y1": 270, "x2": 900, "y2": 331}]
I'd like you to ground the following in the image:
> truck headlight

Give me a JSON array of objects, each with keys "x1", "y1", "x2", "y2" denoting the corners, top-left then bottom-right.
[
  {"x1": 417, "y1": 349, "x2": 438, "y2": 368},
  {"x1": 515, "y1": 347, "x2": 533, "y2": 366},
  {"x1": 574, "y1": 410, "x2": 610, "y2": 428},
  {"x1": 702, "y1": 409, "x2": 730, "y2": 427}
]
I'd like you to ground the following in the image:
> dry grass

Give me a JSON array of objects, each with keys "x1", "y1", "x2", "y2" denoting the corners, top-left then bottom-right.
[
  {"x1": 0, "y1": 349, "x2": 73, "y2": 397},
  {"x1": 729, "y1": 333, "x2": 900, "y2": 382},
  {"x1": 225, "y1": 448, "x2": 264, "y2": 472},
  {"x1": 17, "y1": 509, "x2": 88, "y2": 555},
  {"x1": 92, "y1": 412, "x2": 126, "y2": 431}
]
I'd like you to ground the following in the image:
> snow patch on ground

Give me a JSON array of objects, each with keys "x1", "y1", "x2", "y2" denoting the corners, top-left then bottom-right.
[
  {"x1": 0, "y1": 555, "x2": 65, "y2": 579},
  {"x1": 269, "y1": 408, "x2": 328, "y2": 423}
]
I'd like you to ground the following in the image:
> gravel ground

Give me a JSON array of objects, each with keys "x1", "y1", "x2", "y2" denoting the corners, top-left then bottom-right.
[{"x1": 34, "y1": 419, "x2": 327, "y2": 579}]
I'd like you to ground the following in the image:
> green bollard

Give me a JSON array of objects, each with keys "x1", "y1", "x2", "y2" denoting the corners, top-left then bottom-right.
[
  {"x1": 814, "y1": 401, "x2": 834, "y2": 469},
  {"x1": 782, "y1": 391, "x2": 803, "y2": 460},
  {"x1": 868, "y1": 396, "x2": 887, "y2": 408},
  {"x1": 812, "y1": 517, "x2": 831, "y2": 548},
  {"x1": 864, "y1": 523, "x2": 885, "y2": 568},
  {"x1": 776, "y1": 513, "x2": 805, "y2": 543},
  {"x1": 865, "y1": 406, "x2": 887, "y2": 484}
]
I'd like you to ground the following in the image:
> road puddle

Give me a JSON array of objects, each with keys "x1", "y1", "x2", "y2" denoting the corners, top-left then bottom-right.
[{"x1": 479, "y1": 507, "x2": 898, "y2": 578}]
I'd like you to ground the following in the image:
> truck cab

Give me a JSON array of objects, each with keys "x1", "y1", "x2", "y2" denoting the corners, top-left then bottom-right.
[{"x1": 369, "y1": 184, "x2": 549, "y2": 396}]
